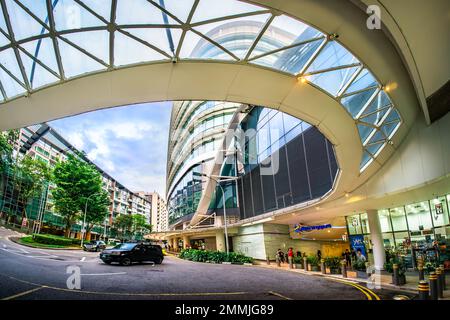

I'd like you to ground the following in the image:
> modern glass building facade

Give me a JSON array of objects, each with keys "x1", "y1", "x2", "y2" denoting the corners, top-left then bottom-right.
[
  {"x1": 236, "y1": 107, "x2": 339, "y2": 219},
  {"x1": 346, "y1": 194, "x2": 450, "y2": 268},
  {"x1": 167, "y1": 103, "x2": 340, "y2": 228},
  {"x1": 166, "y1": 101, "x2": 240, "y2": 226}
]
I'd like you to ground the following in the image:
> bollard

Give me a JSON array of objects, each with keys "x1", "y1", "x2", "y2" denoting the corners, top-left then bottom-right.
[
  {"x1": 440, "y1": 265, "x2": 446, "y2": 290},
  {"x1": 266, "y1": 256, "x2": 270, "y2": 265},
  {"x1": 436, "y1": 268, "x2": 444, "y2": 298},
  {"x1": 429, "y1": 272, "x2": 438, "y2": 300},
  {"x1": 288, "y1": 256, "x2": 293, "y2": 269},
  {"x1": 341, "y1": 260, "x2": 347, "y2": 278},
  {"x1": 393, "y1": 264, "x2": 399, "y2": 285},
  {"x1": 321, "y1": 259, "x2": 326, "y2": 274},
  {"x1": 276, "y1": 256, "x2": 281, "y2": 267},
  {"x1": 418, "y1": 264, "x2": 425, "y2": 281},
  {"x1": 417, "y1": 281, "x2": 429, "y2": 300},
  {"x1": 303, "y1": 257, "x2": 308, "y2": 271}
]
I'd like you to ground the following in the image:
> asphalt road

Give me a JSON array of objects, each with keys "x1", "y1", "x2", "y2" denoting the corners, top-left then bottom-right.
[{"x1": 0, "y1": 227, "x2": 414, "y2": 300}]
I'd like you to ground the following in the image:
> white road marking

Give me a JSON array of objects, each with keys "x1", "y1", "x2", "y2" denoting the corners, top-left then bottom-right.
[
  {"x1": 80, "y1": 257, "x2": 86, "y2": 262},
  {"x1": 80, "y1": 272, "x2": 127, "y2": 276},
  {"x1": 19, "y1": 248, "x2": 29, "y2": 254}
]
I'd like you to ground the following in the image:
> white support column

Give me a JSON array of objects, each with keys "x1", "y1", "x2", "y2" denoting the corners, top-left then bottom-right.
[
  {"x1": 367, "y1": 209, "x2": 386, "y2": 270},
  {"x1": 183, "y1": 235, "x2": 190, "y2": 249},
  {"x1": 215, "y1": 230, "x2": 225, "y2": 252}
]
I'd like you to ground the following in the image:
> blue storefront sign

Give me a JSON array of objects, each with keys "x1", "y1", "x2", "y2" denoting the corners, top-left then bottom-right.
[
  {"x1": 349, "y1": 235, "x2": 367, "y2": 258},
  {"x1": 293, "y1": 223, "x2": 332, "y2": 233}
]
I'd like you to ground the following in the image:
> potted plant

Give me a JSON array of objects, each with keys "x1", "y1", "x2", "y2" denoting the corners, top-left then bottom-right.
[
  {"x1": 307, "y1": 255, "x2": 320, "y2": 271},
  {"x1": 384, "y1": 256, "x2": 406, "y2": 285},
  {"x1": 324, "y1": 257, "x2": 341, "y2": 274},
  {"x1": 352, "y1": 260, "x2": 368, "y2": 279},
  {"x1": 293, "y1": 256, "x2": 303, "y2": 269}
]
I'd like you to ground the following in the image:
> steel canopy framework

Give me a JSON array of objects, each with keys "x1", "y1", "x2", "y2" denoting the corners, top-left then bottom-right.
[{"x1": 0, "y1": 0, "x2": 401, "y2": 171}]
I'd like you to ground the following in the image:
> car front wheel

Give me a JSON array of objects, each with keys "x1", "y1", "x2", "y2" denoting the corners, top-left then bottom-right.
[
  {"x1": 155, "y1": 257, "x2": 163, "y2": 264},
  {"x1": 120, "y1": 258, "x2": 132, "y2": 266}
]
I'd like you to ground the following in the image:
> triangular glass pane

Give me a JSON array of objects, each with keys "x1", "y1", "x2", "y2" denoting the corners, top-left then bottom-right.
[
  {"x1": 381, "y1": 120, "x2": 400, "y2": 139},
  {"x1": 384, "y1": 108, "x2": 401, "y2": 124},
  {"x1": 0, "y1": 67, "x2": 26, "y2": 98},
  {"x1": 341, "y1": 87, "x2": 377, "y2": 118},
  {"x1": 365, "y1": 141, "x2": 385, "y2": 156},
  {"x1": 366, "y1": 130, "x2": 386, "y2": 145},
  {"x1": 0, "y1": 5, "x2": 8, "y2": 32},
  {"x1": 53, "y1": 0, "x2": 106, "y2": 31},
  {"x1": 360, "y1": 90, "x2": 391, "y2": 116},
  {"x1": 116, "y1": 0, "x2": 178, "y2": 25},
  {"x1": 251, "y1": 15, "x2": 323, "y2": 58},
  {"x1": 346, "y1": 68, "x2": 378, "y2": 94},
  {"x1": 5, "y1": 0, "x2": 47, "y2": 40},
  {"x1": 193, "y1": 14, "x2": 270, "y2": 59},
  {"x1": 359, "y1": 107, "x2": 389, "y2": 126},
  {"x1": 21, "y1": 38, "x2": 59, "y2": 73},
  {"x1": 122, "y1": 27, "x2": 182, "y2": 56},
  {"x1": 305, "y1": 66, "x2": 359, "y2": 97},
  {"x1": 57, "y1": 38, "x2": 106, "y2": 78},
  {"x1": 158, "y1": 0, "x2": 196, "y2": 23},
  {"x1": 179, "y1": 30, "x2": 235, "y2": 60},
  {"x1": 306, "y1": 41, "x2": 359, "y2": 73},
  {"x1": 360, "y1": 151, "x2": 372, "y2": 170},
  {"x1": 357, "y1": 124, "x2": 374, "y2": 143},
  {"x1": 0, "y1": 31, "x2": 10, "y2": 46},
  {"x1": 191, "y1": 0, "x2": 264, "y2": 23},
  {"x1": 0, "y1": 48, "x2": 25, "y2": 83},
  {"x1": 251, "y1": 38, "x2": 324, "y2": 74},
  {"x1": 19, "y1": 51, "x2": 59, "y2": 89},
  {"x1": 114, "y1": 31, "x2": 168, "y2": 66},
  {"x1": 17, "y1": 0, "x2": 49, "y2": 24},
  {"x1": 78, "y1": 0, "x2": 112, "y2": 21},
  {"x1": 62, "y1": 30, "x2": 109, "y2": 63}
]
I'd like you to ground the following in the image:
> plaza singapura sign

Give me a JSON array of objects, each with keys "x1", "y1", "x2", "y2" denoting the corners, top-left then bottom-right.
[{"x1": 294, "y1": 223, "x2": 332, "y2": 233}]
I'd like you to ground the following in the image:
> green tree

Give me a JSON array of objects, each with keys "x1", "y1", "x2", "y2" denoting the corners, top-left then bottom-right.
[
  {"x1": 83, "y1": 191, "x2": 110, "y2": 237},
  {"x1": 52, "y1": 153, "x2": 109, "y2": 237},
  {"x1": 113, "y1": 214, "x2": 133, "y2": 241},
  {"x1": 132, "y1": 214, "x2": 152, "y2": 240},
  {"x1": 10, "y1": 155, "x2": 52, "y2": 222}
]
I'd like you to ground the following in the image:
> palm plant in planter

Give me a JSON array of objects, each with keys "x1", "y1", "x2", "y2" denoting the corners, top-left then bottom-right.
[
  {"x1": 324, "y1": 257, "x2": 341, "y2": 274},
  {"x1": 293, "y1": 256, "x2": 303, "y2": 269},
  {"x1": 384, "y1": 256, "x2": 406, "y2": 285},
  {"x1": 352, "y1": 260, "x2": 368, "y2": 279},
  {"x1": 307, "y1": 255, "x2": 320, "y2": 271}
]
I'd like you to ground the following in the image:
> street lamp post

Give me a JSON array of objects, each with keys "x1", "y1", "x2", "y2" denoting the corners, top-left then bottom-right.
[{"x1": 80, "y1": 192, "x2": 101, "y2": 248}]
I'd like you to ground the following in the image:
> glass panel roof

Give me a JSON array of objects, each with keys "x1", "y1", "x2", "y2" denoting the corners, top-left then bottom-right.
[{"x1": 0, "y1": 0, "x2": 402, "y2": 172}]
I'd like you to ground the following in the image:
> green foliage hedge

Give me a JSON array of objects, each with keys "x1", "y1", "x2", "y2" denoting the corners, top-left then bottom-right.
[
  {"x1": 179, "y1": 249, "x2": 253, "y2": 264},
  {"x1": 324, "y1": 256, "x2": 342, "y2": 269},
  {"x1": 32, "y1": 234, "x2": 74, "y2": 246}
]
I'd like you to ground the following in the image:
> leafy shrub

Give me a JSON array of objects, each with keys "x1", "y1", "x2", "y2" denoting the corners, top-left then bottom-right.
[
  {"x1": 293, "y1": 256, "x2": 303, "y2": 264},
  {"x1": 383, "y1": 256, "x2": 406, "y2": 275},
  {"x1": 307, "y1": 255, "x2": 319, "y2": 267},
  {"x1": 179, "y1": 249, "x2": 253, "y2": 264},
  {"x1": 352, "y1": 259, "x2": 367, "y2": 271},
  {"x1": 32, "y1": 234, "x2": 72, "y2": 246},
  {"x1": 324, "y1": 256, "x2": 341, "y2": 269}
]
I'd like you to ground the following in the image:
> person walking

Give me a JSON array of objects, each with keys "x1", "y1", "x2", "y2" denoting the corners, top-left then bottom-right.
[{"x1": 317, "y1": 249, "x2": 322, "y2": 261}]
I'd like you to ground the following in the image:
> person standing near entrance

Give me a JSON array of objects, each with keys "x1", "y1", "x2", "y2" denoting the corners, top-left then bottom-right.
[
  {"x1": 344, "y1": 249, "x2": 351, "y2": 267},
  {"x1": 288, "y1": 248, "x2": 294, "y2": 261},
  {"x1": 317, "y1": 250, "x2": 322, "y2": 261}
]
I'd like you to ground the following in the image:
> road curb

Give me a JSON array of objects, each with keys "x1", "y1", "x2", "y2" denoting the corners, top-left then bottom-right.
[{"x1": 8, "y1": 236, "x2": 82, "y2": 251}]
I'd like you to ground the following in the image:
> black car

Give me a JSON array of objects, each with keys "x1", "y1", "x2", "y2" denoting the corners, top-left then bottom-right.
[
  {"x1": 83, "y1": 240, "x2": 106, "y2": 252},
  {"x1": 100, "y1": 242, "x2": 163, "y2": 266}
]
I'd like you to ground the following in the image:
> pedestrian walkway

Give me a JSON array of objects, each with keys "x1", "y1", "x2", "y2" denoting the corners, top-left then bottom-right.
[{"x1": 254, "y1": 261, "x2": 450, "y2": 300}]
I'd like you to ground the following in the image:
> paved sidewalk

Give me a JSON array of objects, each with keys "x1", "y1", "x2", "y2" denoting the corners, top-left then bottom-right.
[{"x1": 253, "y1": 261, "x2": 450, "y2": 299}]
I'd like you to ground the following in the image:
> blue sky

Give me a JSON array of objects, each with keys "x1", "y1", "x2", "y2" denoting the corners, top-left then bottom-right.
[{"x1": 49, "y1": 102, "x2": 172, "y2": 197}]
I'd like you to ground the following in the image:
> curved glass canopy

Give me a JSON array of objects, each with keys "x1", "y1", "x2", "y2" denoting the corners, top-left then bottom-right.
[{"x1": 0, "y1": 0, "x2": 401, "y2": 171}]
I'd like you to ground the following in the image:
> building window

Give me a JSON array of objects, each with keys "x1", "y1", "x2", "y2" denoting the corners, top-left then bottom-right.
[
  {"x1": 405, "y1": 201, "x2": 433, "y2": 231},
  {"x1": 389, "y1": 207, "x2": 408, "y2": 231}
]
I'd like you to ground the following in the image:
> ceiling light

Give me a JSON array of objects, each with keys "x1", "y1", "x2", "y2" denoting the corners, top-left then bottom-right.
[
  {"x1": 345, "y1": 192, "x2": 350, "y2": 198},
  {"x1": 297, "y1": 76, "x2": 307, "y2": 84}
]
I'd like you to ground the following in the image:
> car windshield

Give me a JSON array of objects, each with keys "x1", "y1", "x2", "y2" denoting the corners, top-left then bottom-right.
[{"x1": 113, "y1": 243, "x2": 137, "y2": 250}]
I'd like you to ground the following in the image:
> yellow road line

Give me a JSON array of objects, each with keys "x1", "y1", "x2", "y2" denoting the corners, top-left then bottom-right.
[
  {"x1": 2, "y1": 286, "x2": 46, "y2": 300},
  {"x1": 2, "y1": 274, "x2": 248, "y2": 297},
  {"x1": 268, "y1": 291, "x2": 293, "y2": 300},
  {"x1": 329, "y1": 278, "x2": 380, "y2": 300}
]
